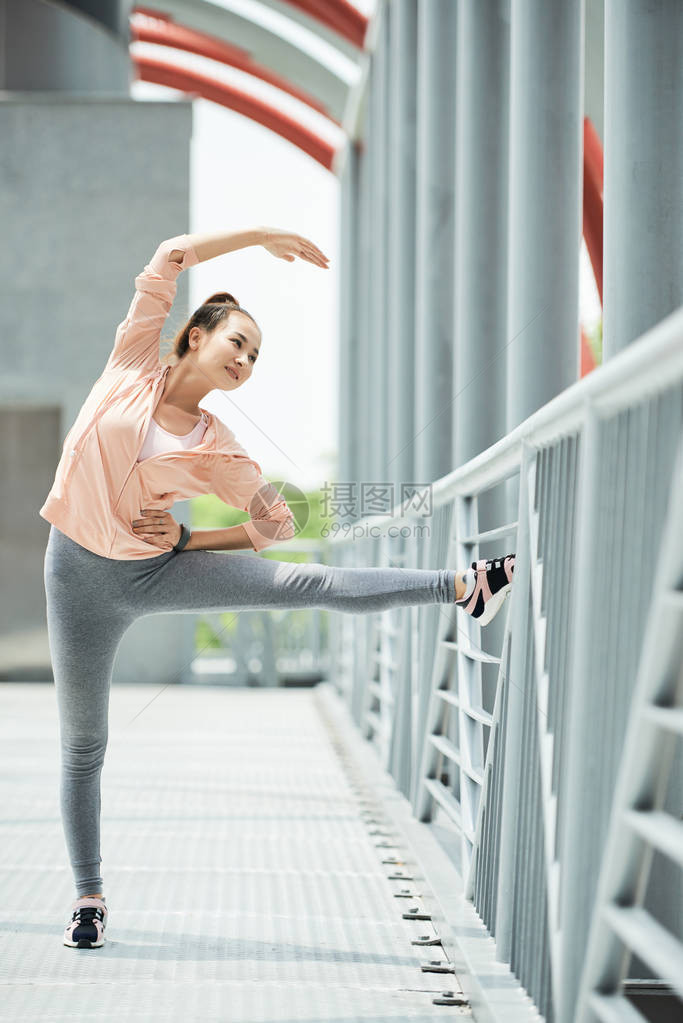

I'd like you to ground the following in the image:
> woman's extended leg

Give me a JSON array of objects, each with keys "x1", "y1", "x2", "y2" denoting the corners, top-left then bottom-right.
[{"x1": 131, "y1": 548, "x2": 457, "y2": 616}]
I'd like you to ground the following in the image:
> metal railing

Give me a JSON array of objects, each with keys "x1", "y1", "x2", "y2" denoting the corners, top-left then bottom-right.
[
  {"x1": 189, "y1": 539, "x2": 330, "y2": 686},
  {"x1": 325, "y1": 307, "x2": 683, "y2": 1023}
]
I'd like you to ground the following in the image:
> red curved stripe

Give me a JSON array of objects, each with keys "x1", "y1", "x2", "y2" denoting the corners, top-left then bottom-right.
[
  {"x1": 268, "y1": 0, "x2": 367, "y2": 50},
  {"x1": 133, "y1": 55, "x2": 338, "y2": 171},
  {"x1": 131, "y1": 12, "x2": 341, "y2": 124},
  {"x1": 132, "y1": 0, "x2": 368, "y2": 51},
  {"x1": 583, "y1": 116, "x2": 603, "y2": 305}
]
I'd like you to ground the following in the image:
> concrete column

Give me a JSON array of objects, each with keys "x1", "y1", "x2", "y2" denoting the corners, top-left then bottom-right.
[
  {"x1": 506, "y1": 0, "x2": 582, "y2": 433},
  {"x1": 337, "y1": 140, "x2": 360, "y2": 513},
  {"x1": 0, "y1": 0, "x2": 130, "y2": 92},
  {"x1": 386, "y1": 0, "x2": 418, "y2": 492},
  {"x1": 584, "y1": 0, "x2": 604, "y2": 141},
  {"x1": 603, "y1": 0, "x2": 683, "y2": 359},
  {"x1": 454, "y1": 0, "x2": 510, "y2": 467},
  {"x1": 356, "y1": 129, "x2": 373, "y2": 502},
  {"x1": 414, "y1": 0, "x2": 457, "y2": 486},
  {"x1": 604, "y1": 4, "x2": 683, "y2": 981},
  {"x1": 368, "y1": 7, "x2": 391, "y2": 490}
]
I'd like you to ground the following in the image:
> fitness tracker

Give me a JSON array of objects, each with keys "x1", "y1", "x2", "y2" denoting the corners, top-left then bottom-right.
[{"x1": 173, "y1": 522, "x2": 192, "y2": 552}]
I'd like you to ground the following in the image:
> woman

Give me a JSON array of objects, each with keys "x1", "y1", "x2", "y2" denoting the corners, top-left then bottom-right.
[{"x1": 40, "y1": 226, "x2": 515, "y2": 949}]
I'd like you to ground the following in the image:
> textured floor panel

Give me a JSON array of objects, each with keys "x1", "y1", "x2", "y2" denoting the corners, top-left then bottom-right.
[
  {"x1": 0, "y1": 683, "x2": 467, "y2": 1021},
  {"x1": 0, "y1": 985, "x2": 463, "y2": 1023}
]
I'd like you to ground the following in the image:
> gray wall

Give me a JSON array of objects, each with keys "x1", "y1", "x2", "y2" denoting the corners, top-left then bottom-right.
[
  {"x1": 0, "y1": 405, "x2": 60, "y2": 680},
  {"x1": 0, "y1": 0, "x2": 131, "y2": 93},
  {"x1": 0, "y1": 95, "x2": 194, "y2": 682}
]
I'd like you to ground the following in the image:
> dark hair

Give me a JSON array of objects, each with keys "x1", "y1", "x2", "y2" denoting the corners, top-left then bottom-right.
[{"x1": 160, "y1": 292, "x2": 261, "y2": 367}]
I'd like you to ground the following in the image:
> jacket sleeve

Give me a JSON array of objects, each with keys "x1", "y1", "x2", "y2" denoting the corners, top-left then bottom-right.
[
  {"x1": 211, "y1": 445, "x2": 297, "y2": 553},
  {"x1": 103, "y1": 234, "x2": 199, "y2": 376}
]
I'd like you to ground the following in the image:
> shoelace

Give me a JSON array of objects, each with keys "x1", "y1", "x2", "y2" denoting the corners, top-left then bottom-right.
[
  {"x1": 72, "y1": 907, "x2": 104, "y2": 926},
  {"x1": 473, "y1": 555, "x2": 514, "y2": 572}
]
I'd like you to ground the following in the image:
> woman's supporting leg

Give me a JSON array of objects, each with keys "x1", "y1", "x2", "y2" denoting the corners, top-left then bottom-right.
[
  {"x1": 133, "y1": 549, "x2": 457, "y2": 616},
  {"x1": 44, "y1": 527, "x2": 133, "y2": 898}
]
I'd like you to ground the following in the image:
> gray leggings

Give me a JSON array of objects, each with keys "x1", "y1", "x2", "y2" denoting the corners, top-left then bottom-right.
[{"x1": 43, "y1": 523, "x2": 456, "y2": 897}]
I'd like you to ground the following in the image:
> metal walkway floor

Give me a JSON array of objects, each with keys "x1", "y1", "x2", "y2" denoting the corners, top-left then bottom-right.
[{"x1": 0, "y1": 681, "x2": 470, "y2": 1022}]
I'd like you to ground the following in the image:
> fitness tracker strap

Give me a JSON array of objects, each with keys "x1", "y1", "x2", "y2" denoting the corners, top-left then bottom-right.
[{"x1": 173, "y1": 522, "x2": 192, "y2": 552}]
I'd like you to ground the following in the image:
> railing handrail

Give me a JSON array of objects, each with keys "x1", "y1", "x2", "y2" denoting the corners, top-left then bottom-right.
[{"x1": 328, "y1": 303, "x2": 683, "y2": 539}]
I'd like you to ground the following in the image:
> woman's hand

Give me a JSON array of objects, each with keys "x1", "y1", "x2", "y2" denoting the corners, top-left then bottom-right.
[
  {"x1": 260, "y1": 228, "x2": 330, "y2": 268},
  {"x1": 131, "y1": 508, "x2": 181, "y2": 549}
]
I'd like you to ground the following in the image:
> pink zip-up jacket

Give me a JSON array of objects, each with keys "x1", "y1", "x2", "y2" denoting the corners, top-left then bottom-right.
[{"x1": 39, "y1": 234, "x2": 296, "y2": 559}]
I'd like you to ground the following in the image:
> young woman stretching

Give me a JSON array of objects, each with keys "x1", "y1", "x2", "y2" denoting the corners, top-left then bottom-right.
[{"x1": 40, "y1": 226, "x2": 515, "y2": 949}]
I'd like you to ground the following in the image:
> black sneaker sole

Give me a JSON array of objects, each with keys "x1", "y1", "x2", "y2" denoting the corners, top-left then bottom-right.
[
  {"x1": 477, "y1": 582, "x2": 512, "y2": 626},
  {"x1": 63, "y1": 936, "x2": 105, "y2": 948}
]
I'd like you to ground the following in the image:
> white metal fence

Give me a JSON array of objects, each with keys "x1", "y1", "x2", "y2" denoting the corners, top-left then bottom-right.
[
  {"x1": 326, "y1": 308, "x2": 683, "y2": 1023},
  {"x1": 188, "y1": 540, "x2": 329, "y2": 686}
]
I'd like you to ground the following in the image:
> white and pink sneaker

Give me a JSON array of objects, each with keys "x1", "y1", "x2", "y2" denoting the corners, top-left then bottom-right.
[
  {"x1": 63, "y1": 895, "x2": 108, "y2": 949},
  {"x1": 456, "y1": 554, "x2": 515, "y2": 626}
]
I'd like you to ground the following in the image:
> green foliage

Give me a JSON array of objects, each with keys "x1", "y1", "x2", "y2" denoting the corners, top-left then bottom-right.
[
  {"x1": 190, "y1": 492, "x2": 247, "y2": 530},
  {"x1": 195, "y1": 618, "x2": 227, "y2": 651},
  {"x1": 189, "y1": 486, "x2": 332, "y2": 657},
  {"x1": 588, "y1": 318, "x2": 603, "y2": 365},
  {"x1": 190, "y1": 485, "x2": 330, "y2": 566}
]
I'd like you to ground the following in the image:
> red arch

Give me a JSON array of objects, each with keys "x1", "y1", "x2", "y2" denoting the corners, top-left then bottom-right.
[
  {"x1": 580, "y1": 116, "x2": 604, "y2": 376},
  {"x1": 131, "y1": 12, "x2": 341, "y2": 125},
  {"x1": 133, "y1": 0, "x2": 369, "y2": 52},
  {"x1": 583, "y1": 116, "x2": 604, "y2": 304},
  {"x1": 132, "y1": 55, "x2": 339, "y2": 171},
  {"x1": 281, "y1": 0, "x2": 368, "y2": 49}
]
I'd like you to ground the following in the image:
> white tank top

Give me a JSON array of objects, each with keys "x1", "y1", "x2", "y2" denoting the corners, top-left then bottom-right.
[{"x1": 137, "y1": 410, "x2": 209, "y2": 462}]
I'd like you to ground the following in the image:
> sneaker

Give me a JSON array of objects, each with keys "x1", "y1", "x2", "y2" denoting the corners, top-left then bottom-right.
[
  {"x1": 456, "y1": 554, "x2": 515, "y2": 626},
  {"x1": 63, "y1": 895, "x2": 108, "y2": 949}
]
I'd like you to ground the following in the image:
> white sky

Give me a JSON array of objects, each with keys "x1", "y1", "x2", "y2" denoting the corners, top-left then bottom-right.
[
  {"x1": 130, "y1": 80, "x2": 342, "y2": 491},
  {"x1": 187, "y1": 96, "x2": 341, "y2": 493}
]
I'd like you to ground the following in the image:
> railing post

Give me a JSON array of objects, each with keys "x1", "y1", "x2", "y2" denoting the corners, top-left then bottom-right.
[
  {"x1": 557, "y1": 405, "x2": 600, "y2": 1023},
  {"x1": 494, "y1": 442, "x2": 533, "y2": 962}
]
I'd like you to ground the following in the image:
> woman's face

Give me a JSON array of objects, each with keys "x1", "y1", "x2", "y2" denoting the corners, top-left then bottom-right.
[{"x1": 191, "y1": 312, "x2": 261, "y2": 391}]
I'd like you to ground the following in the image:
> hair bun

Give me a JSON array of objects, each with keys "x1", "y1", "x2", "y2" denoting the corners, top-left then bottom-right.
[{"x1": 204, "y1": 291, "x2": 240, "y2": 307}]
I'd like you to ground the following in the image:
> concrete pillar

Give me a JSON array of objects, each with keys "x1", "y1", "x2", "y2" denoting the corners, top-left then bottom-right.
[
  {"x1": 337, "y1": 140, "x2": 360, "y2": 512},
  {"x1": 0, "y1": 0, "x2": 131, "y2": 92},
  {"x1": 584, "y1": 0, "x2": 604, "y2": 141},
  {"x1": 356, "y1": 130, "x2": 373, "y2": 504},
  {"x1": 454, "y1": 0, "x2": 510, "y2": 467},
  {"x1": 367, "y1": 8, "x2": 391, "y2": 491},
  {"x1": 506, "y1": 0, "x2": 582, "y2": 433},
  {"x1": 414, "y1": 0, "x2": 457, "y2": 486},
  {"x1": 604, "y1": 1, "x2": 683, "y2": 986},
  {"x1": 603, "y1": 0, "x2": 683, "y2": 359},
  {"x1": 386, "y1": 0, "x2": 418, "y2": 492}
]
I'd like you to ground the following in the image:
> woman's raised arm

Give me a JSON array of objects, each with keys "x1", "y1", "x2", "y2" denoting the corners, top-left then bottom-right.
[{"x1": 181, "y1": 227, "x2": 329, "y2": 268}]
